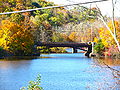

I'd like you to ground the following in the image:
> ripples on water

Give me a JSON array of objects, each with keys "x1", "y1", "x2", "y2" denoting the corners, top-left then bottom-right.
[{"x1": 0, "y1": 53, "x2": 119, "y2": 90}]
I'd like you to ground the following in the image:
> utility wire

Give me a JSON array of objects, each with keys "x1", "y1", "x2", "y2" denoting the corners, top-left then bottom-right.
[{"x1": 0, "y1": 0, "x2": 108, "y2": 15}]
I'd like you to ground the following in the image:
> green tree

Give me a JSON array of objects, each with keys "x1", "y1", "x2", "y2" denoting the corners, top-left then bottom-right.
[{"x1": 94, "y1": 39, "x2": 105, "y2": 55}]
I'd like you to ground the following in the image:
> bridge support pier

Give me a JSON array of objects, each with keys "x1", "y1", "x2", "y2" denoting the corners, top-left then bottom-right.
[
  {"x1": 84, "y1": 42, "x2": 95, "y2": 57},
  {"x1": 72, "y1": 48, "x2": 77, "y2": 53}
]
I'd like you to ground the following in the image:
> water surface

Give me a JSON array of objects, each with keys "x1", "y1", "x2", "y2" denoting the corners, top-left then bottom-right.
[{"x1": 0, "y1": 53, "x2": 119, "y2": 90}]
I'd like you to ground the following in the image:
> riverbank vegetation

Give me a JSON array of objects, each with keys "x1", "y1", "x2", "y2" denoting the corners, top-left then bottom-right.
[{"x1": 0, "y1": 0, "x2": 119, "y2": 58}]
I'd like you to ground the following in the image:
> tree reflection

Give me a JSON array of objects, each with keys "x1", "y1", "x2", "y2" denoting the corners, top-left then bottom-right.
[{"x1": 88, "y1": 58, "x2": 120, "y2": 89}]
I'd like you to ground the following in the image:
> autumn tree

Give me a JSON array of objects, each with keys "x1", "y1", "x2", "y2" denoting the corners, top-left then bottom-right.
[
  {"x1": 30, "y1": 0, "x2": 71, "y2": 42},
  {"x1": 94, "y1": 20, "x2": 120, "y2": 56},
  {"x1": 0, "y1": 20, "x2": 34, "y2": 55}
]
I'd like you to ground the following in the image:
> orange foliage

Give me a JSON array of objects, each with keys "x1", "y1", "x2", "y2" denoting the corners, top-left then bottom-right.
[
  {"x1": 68, "y1": 32, "x2": 77, "y2": 42},
  {"x1": 0, "y1": 20, "x2": 34, "y2": 55},
  {"x1": 97, "y1": 20, "x2": 120, "y2": 48}
]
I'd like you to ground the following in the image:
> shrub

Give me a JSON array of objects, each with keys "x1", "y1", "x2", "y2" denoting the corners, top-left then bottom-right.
[
  {"x1": 94, "y1": 39, "x2": 105, "y2": 55},
  {"x1": 50, "y1": 47, "x2": 67, "y2": 53},
  {"x1": 20, "y1": 74, "x2": 43, "y2": 90},
  {"x1": 0, "y1": 47, "x2": 9, "y2": 58},
  {"x1": 37, "y1": 46, "x2": 51, "y2": 53}
]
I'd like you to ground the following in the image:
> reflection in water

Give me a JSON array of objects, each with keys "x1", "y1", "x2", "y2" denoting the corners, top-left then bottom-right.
[
  {"x1": 91, "y1": 58, "x2": 120, "y2": 89},
  {"x1": 0, "y1": 60, "x2": 32, "y2": 70},
  {"x1": 0, "y1": 54, "x2": 119, "y2": 90},
  {"x1": 0, "y1": 56, "x2": 38, "y2": 70},
  {"x1": 94, "y1": 58, "x2": 120, "y2": 66}
]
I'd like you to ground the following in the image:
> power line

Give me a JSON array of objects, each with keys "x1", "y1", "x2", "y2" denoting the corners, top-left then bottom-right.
[{"x1": 0, "y1": 0, "x2": 108, "y2": 15}]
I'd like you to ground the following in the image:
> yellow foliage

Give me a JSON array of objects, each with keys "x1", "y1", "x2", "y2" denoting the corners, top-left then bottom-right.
[
  {"x1": 93, "y1": 37, "x2": 98, "y2": 43},
  {"x1": 61, "y1": 33, "x2": 71, "y2": 42},
  {"x1": 98, "y1": 20, "x2": 120, "y2": 48},
  {"x1": 68, "y1": 32, "x2": 77, "y2": 42},
  {"x1": 0, "y1": 20, "x2": 34, "y2": 55}
]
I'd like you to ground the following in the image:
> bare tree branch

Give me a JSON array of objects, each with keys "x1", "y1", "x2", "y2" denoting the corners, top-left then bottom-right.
[
  {"x1": 96, "y1": 6, "x2": 120, "y2": 51},
  {"x1": 112, "y1": 0, "x2": 117, "y2": 37}
]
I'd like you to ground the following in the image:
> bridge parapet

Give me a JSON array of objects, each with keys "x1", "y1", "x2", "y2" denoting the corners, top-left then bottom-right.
[
  {"x1": 35, "y1": 42, "x2": 94, "y2": 57},
  {"x1": 35, "y1": 42, "x2": 91, "y2": 48}
]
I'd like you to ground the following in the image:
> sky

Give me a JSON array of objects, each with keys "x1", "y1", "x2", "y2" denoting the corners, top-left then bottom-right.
[{"x1": 47, "y1": 0, "x2": 120, "y2": 17}]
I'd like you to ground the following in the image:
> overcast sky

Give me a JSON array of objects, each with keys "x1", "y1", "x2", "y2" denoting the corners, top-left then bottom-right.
[{"x1": 48, "y1": 0, "x2": 120, "y2": 17}]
